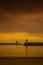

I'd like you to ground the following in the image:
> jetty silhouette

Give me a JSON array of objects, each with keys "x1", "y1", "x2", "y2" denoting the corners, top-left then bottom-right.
[{"x1": 0, "y1": 41, "x2": 43, "y2": 46}]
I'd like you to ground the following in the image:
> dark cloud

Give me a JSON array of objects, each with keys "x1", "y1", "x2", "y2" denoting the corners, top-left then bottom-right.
[
  {"x1": 0, "y1": 0, "x2": 43, "y2": 34},
  {"x1": 0, "y1": 0, "x2": 43, "y2": 13}
]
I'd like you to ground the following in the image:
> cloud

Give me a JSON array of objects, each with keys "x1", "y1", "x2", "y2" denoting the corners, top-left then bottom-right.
[
  {"x1": 0, "y1": 0, "x2": 43, "y2": 34},
  {"x1": 0, "y1": 11, "x2": 43, "y2": 34},
  {"x1": 0, "y1": 0, "x2": 43, "y2": 13}
]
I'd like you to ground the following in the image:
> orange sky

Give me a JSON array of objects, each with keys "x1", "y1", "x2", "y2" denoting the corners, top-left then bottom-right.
[
  {"x1": 0, "y1": 0, "x2": 43, "y2": 42},
  {"x1": 0, "y1": 32, "x2": 43, "y2": 43}
]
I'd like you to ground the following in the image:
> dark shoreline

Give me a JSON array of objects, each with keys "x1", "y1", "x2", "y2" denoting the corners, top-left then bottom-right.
[
  {"x1": 0, "y1": 57, "x2": 43, "y2": 59},
  {"x1": 0, "y1": 42, "x2": 43, "y2": 46}
]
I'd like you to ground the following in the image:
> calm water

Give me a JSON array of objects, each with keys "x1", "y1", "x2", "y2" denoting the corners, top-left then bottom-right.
[{"x1": 0, "y1": 45, "x2": 43, "y2": 57}]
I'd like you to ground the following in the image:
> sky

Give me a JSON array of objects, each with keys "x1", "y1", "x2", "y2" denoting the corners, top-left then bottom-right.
[{"x1": 0, "y1": 0, "x2": 43, "y2": 42}]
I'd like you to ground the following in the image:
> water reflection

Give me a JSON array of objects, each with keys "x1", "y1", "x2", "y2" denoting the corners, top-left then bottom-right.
[{"x1": 0, "y1": 45, "x2": 43, "y2": 57}]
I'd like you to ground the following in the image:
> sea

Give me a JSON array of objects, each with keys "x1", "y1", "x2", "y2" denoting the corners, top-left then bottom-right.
[{"x1": 0, "y1": 45, "x2": 43, "y2": 57}]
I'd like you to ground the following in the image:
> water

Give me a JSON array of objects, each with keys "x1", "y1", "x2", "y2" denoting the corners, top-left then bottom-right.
[{"x1": 0, "y1": 45, "x2": 43, "y2": 57}]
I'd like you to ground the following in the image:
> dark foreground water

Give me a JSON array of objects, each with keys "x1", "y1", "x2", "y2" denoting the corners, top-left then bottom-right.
[{"x1": 0, "y1": 58, "x2": 43, "y2": 65}]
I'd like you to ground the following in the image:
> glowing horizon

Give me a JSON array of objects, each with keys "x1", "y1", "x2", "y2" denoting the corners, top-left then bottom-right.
[{"x1": 0, "y1": 32, "x2": 43, "y2": 43}]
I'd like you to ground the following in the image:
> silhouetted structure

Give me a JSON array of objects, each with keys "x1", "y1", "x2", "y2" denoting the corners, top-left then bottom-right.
[
  {"x1": 16, "y1": 41, "x2": 18, "y2": 45},
  {"x1": 24, "y1": 39, "x2": 29, "y2": 46}
]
